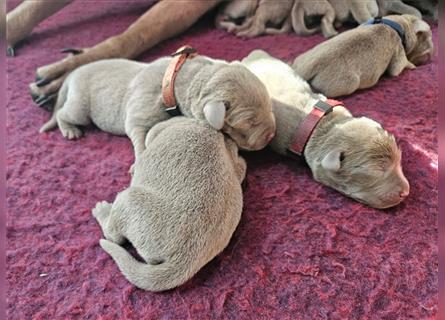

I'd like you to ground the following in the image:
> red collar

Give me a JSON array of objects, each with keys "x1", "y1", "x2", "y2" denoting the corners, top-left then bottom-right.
[
  {"x1": 162, "y1": 45, "x2": 198, "y2": 116},
  {"x1": 288, "y1": 99, "x2": 344, "y2": 156}
]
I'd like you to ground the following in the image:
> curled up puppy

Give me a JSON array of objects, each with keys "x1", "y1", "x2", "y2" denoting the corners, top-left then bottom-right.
[
  {"x1": 242, "y1": 50, "x2": 410, "y2": 209},
  {"x1": 40, "y1": 50, "x2": 276, "y2": 164},
  {"x1": 293, "y1": 14, "x2": 433, "y2": 97},
  {"x1": 94, "y1": 117, "x2": 247, "y2": 291}
]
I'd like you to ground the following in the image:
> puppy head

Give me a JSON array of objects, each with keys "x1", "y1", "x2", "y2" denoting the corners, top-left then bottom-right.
[
  {"x1": 389, "y1": 14, "x2": 434, "y2": 65},
  {"x1": 310, "y1": 117, "x2": 410, "y2": 209},
  {"x1": 199, "y1": 64, "x2": 276, "y2": 151}
]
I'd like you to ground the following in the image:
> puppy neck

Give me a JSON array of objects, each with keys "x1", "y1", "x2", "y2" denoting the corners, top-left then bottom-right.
[
  {"x1": 303, "y1": 105, "x2": 353, "y2": 169},
  {"x1": 270, "y1": 99, "x2": 352, "y2": 158},
  {"x1": 169, "y1": 57, "x2": 225, "y2": 117},
  {"x1": 384, "y1": 15, "x2": 419, "y2": 55},
  {"x1": 182, "y1": 63, "x2": 227, "y2": 118}
]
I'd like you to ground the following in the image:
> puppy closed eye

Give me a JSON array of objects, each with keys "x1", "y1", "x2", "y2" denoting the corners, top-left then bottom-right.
[
  {"x1": 339, "y1": 152, "x2": 345, "y2": 162},
  {"x1": 224, "y1": 101, "x2": 231, "y2": 110}
]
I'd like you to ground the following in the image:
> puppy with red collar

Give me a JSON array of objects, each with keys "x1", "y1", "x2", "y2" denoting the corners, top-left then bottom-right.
[
  {"x1": 40, "y1": 47, "x2": 276, "y2": 165},
  {"x1": 293, "y1": 14, "x2": 433, "y2": 97},
  {"x1": 242, "y1": 50, "x2": 410, "y2": 209}
]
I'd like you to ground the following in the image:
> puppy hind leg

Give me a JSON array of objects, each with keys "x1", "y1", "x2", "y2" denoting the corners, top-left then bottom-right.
[
  {"x1": 311, "y1": 71, "x2": 360, "y2": 97},
  {"x1": 92, "y1": 201, "x2": 125, "y2": 244},
  {"x1": 231, "y1": 16, "x2": 254, "y2": 34},
  {"x1": 265, "y1": 16, "x2": 292, "y2": 35},
  {"x1": 236, "y1": 12, "x2": 266, "y2": 37},
  {"x1": 55, "y1": 95, "x2": 90, "y2": 140},
  {"x1": 56, "y1": 112, "x2": 84, "y2": 140}
]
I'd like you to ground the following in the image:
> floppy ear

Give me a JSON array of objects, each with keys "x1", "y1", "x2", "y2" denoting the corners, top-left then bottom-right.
[
  {"x1": 203, "y1": 101, "x2": 226, "y2": 130},
  {"x1": 321, "y1": 150, "x2": 342, "y2": 172},
  {"x1": 413, "y1": 19, "x2": 430, "y2": 35}
]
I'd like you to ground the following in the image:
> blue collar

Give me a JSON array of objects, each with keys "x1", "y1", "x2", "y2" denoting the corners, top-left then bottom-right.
[{"x1": 364, "y1": 17, "x2": 406, "y2": 49}]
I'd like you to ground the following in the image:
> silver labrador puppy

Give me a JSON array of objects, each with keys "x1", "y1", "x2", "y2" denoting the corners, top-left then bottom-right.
[
  {"x1": 94, "y1": 117, "x2": 246, "y2": 291},
  {"x1": 40, "y1": 56, "x2": 276, "y2": 162}
]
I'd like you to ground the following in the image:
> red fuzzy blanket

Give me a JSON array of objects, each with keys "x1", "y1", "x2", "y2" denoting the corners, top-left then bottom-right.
[{"x1": 6, "y1": 1, "x2": 438, "y2": 318}]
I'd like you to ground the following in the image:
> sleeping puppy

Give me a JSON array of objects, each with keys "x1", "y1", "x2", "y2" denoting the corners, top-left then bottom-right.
[
  {"x1": 291, "y1": 0, "x2": 338, "y2": 38},
  {"x1": 40, "y1": 56, "x2": 276, "y2": 163},
  {"x1": 215, "y1": 0, "x2": 259, "y2": 33},
  {"x1": 233, "y1": 0, "x2": 294, "y2": 38},
  {"x1": 292, "y1": 14, "x2": 433, "y2": 97},
  {"x1": 242, "y1": 50, "x2": 410, "y2": 209},
  {"x1": 377, "y1": 0, "x2": 422, "y2": 18},
  {"x1": 329, "y1": 0, "x2": 379, "y2": 26},
  {"x1": 94, "y1": 117, "x2": 246, "y2": 291}
]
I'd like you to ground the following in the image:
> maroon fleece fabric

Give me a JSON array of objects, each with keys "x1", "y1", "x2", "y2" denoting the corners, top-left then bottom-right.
[{"x1": 6, "y1": 1, "x2": 438, "y2": 319}]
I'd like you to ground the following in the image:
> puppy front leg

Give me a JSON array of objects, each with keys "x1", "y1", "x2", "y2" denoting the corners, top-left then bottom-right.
[
  {"x1": 387, "y1": 49, "x2": 414, "y2": 77},
  {"x1": 30, "y1": 0, "x2": 224, "y2": 106}
]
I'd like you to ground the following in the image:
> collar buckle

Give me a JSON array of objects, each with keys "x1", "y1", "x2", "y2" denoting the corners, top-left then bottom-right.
[{"x1": 288, "y1": 99, "x2": 343, "y2": 158}]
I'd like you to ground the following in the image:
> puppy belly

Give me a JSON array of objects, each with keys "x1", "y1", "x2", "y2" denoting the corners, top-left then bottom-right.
[{"x1": 90, "y1": 112, "x2": 126, "y2": 135}]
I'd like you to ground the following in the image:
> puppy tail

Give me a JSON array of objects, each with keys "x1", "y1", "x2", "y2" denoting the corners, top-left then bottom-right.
[
  {"x1": 100, "y1": 239, "x2": 193, "y2": 292},
  {"x1": 39, "y1": 82, "x2": 68, "y2": 133},
  {"x1": 39, "y1": 117, "x2": 58, "y2": 133}
]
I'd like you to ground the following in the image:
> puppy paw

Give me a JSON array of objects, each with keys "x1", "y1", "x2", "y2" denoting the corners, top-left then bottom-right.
[
  {"x1": 60, "y1": 125, "x2": 83, "y2": 140},
  {"x1": 92, "y1": 201, "x2": 112, "y2": 219},
  {"x1": 406, "y1": 61, "x2": 416, "y2": 70},
  {"x1": 128, "y1": 164, "x2": 135, "y2": 176}
]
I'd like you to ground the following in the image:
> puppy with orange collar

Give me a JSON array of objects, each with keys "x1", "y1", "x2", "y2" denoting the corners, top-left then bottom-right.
[{"x1": 40, "y1": 47, "x2": 276, "y2": 165}]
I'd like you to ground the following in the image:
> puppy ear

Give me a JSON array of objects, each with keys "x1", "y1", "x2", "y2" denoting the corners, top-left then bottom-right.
[
  {"x1": 413, "y1": 19, "x2": 430, "y2": 35},
  {"x1": 203, "y1": 101, "x2": 226, "y2": 130},
  {"x1": 321, "y1": 150, "x2": 343, "y2": 172}
]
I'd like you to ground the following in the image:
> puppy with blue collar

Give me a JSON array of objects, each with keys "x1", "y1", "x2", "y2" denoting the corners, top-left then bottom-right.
[{"x1": 292, "y1": 14, "x2": 433, "y2": 97}]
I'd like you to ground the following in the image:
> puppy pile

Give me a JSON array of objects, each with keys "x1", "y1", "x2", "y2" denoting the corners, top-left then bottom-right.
[
  {"x1": 216, "y1": 0, "x2": 437, "y2": 38},
  {"x1": 40, "y1": 13, "x2": 433, "y2": 291}
]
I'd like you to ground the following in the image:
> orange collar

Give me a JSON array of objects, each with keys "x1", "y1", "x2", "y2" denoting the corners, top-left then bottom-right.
[{"x1": 161, "y1": 45, "x2": 198, "y2": 116}]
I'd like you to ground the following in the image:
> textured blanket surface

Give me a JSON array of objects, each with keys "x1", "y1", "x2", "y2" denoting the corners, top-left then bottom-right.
[{"x1": 6, "y1": 1, "x2": 438, "y2": 319}]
